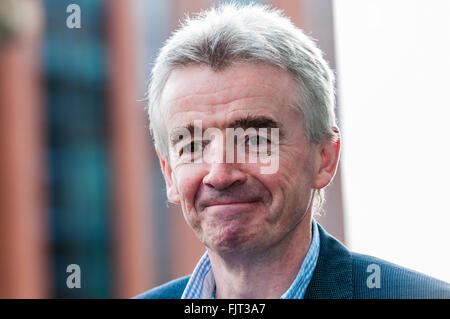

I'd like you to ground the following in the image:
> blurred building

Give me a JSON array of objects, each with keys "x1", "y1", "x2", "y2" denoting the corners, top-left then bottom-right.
[{"x1": 43, "y1": 0, "x2": 112, "y2": 298}]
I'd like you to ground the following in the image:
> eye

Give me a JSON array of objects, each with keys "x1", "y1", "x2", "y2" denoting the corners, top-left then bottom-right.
[
  {"x1": 180, "y1": 141, "x2": 203, "y2": 156},
  {"x1": 246, "y1": 135, "x2": 269, "y2": 147}
]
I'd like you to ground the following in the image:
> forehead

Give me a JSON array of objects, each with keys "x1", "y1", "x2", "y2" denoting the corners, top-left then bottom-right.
[{"x1": 160, "y1": 63, "x2": 300, "y2": 130}]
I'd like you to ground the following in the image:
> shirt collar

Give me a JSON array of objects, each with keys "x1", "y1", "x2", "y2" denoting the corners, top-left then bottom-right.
[{"x1": 181, "y1": 218, "x2": 320, "y2": 299}]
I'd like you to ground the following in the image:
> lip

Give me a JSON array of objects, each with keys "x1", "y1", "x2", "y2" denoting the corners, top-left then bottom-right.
[
  {"x1": 204, "y1": 201, "x2": 261, "y2": 218},
  {"x1": 206, "y1": 200, "x2": 259, "y2": 207}
]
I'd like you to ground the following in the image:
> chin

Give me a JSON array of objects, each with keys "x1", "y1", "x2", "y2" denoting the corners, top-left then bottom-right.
[{"x1": 204, "y1": 222, "x2": 263, "y2": 254}]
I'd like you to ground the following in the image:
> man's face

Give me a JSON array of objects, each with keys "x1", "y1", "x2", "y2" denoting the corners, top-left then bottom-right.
[{"x1": 158, "y1": 63, "x2": 325, "y2": 255}]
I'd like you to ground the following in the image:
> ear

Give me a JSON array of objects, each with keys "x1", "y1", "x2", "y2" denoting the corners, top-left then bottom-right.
[
  {"x1": 156, "y1": 149, "x2": 181, "y2": 205},
  {"x1": 313, "y1": 127, "x2": 341, "y2": 190}
]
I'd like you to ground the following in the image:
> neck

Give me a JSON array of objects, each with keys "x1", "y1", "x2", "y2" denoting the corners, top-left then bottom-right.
[{"x1": 208, "y1": 216, "x2": 313, "y2": 299}]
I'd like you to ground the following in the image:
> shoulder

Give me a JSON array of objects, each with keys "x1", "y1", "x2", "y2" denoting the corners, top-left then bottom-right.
[
  {"x1": 133, "y1": 275, "x2": 191, "y2": 299},
  {"x1": 309, "y1": 222, "x2": 450, "y2": 299},
  {"x1": 351, "y1": 252, "x2": 450, "y2": 299}
]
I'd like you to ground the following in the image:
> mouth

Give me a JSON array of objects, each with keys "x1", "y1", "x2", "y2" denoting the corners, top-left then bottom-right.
[
  {"x1": 206, "y1": 200, "x2": 259, "y2": 207},
  {"x1": 202, "y1": 200, "x2": 261, "y2": 220}
]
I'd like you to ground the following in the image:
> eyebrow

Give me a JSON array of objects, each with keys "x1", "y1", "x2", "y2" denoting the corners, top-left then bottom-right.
[
  {"x1": 169, "y1": 114, "x2": 285, "y2": 146},
  {"x1": 228, "y1": 114, "x2": 282, "y2": 132}
]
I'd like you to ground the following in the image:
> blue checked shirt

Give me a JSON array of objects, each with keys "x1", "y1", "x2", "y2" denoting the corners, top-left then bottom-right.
[{"x1": 181, "y1": 218, "x2": 320, "y2": 299}]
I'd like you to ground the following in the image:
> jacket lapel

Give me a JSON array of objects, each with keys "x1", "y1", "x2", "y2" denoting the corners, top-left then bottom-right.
[{"x1": 304, "y1": 222, "x2": 353, "y2": 299}]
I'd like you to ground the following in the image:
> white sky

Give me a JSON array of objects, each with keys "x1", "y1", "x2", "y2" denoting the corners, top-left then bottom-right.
[{"x1": 333, "y1": 0, "x2": 450, "y2": 283}]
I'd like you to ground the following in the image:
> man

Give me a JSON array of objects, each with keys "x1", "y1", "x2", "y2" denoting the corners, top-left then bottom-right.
[{"x1": 136, "y1": 3, "x2": 450, "y2": 299}]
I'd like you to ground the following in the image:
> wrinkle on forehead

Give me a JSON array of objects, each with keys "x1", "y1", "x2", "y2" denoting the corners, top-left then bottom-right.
[
  {"x1": 160, "y1": 63, "x2": 302, "y2": 138},
  {"x1": 161, "y1": 63, "x2": 297, "y2": 109}
]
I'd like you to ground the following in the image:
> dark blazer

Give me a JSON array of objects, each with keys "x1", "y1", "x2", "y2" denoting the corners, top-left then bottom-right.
[{"x1": 135, "y1": 223, "x2": 450, "y2": 299}]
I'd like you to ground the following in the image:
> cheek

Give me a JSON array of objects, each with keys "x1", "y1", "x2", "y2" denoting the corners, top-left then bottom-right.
[
  {"x1": 280, "y1": 142, "x2": 315, "y2": 182},
  {"x1": 173, "y1": 164, "x2": 205, "y2": 213},
  {"x1": 262, "y1": 147, "x2": 315, "y2": 207}
]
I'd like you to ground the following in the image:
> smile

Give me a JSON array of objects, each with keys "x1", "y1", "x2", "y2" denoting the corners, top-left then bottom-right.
[{"x1": 206, "y1": 200, "x2": 259, "y2": 207}]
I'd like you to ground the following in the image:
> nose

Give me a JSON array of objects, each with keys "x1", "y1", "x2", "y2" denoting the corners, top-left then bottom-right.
[{"x1": 202, "y1": 162, "x2": 247, "y2": 191}]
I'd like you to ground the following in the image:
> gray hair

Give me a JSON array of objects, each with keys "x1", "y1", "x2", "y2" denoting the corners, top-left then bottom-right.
[{"x1": 147, "y1": 2, "x2": 338, "y2": 214}]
